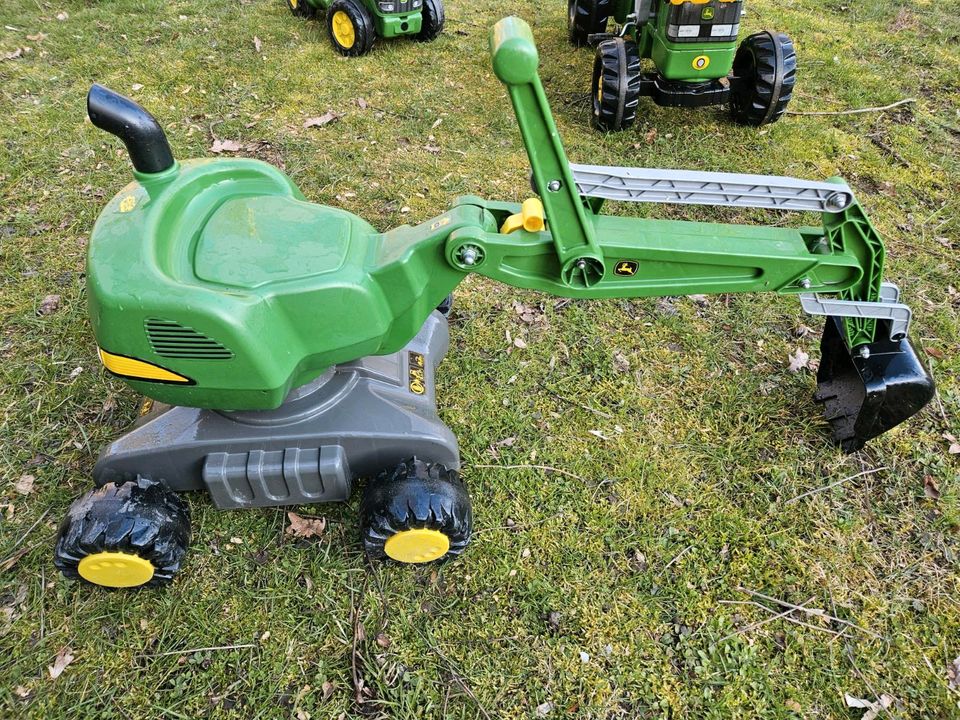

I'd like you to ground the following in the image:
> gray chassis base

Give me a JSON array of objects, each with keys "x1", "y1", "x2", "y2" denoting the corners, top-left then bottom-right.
[{"x1": 93, "y1": 312, "x2": 459, "y2": 509}]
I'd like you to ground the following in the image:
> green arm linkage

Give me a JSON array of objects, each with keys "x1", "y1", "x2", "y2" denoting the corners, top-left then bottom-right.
[{"x1": 444, "y1": 17, "x2": 885, "y2": 346}]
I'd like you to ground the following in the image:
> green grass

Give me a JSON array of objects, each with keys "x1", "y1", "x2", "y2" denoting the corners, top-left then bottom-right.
[{"x1": 1, "y1": 0, "x2": 959, "y2": 717}]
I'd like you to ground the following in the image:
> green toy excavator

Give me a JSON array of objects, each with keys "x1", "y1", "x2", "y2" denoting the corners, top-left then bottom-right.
[
  {"x1": 568, "y1": 0, "x2": 796, "y2": 130},
  {"x1": 287, "y1": 0, "x2": 443, "y2": 56},
  {"x1": 54, "y1": 17, "x2": 931, "y2": 589}
]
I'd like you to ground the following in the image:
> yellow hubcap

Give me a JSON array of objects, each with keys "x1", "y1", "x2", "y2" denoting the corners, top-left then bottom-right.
[
  {"x1": 597, "y1": 73, "x2": 603, "y2": 103},
  {"x1": 331, "y1": 11, "x2": 356, "y2": 49},
  {"x1": 78, "y1": 551, "x2": 155, "y2": 588},
  {"x1": 290, "y1": 0, "x2": 298, "y2": 8},
  {"x1": 384, "y1": 528, "x2": 450, "y2": 564}
]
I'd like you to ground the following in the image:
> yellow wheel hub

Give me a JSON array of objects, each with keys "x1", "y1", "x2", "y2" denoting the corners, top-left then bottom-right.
[
  {"x1": 78, "y1": 551, "x2": 155, "y2": 588},
  {"x1": 290, "y1": 0, "x2": 298, "y2": 8},
  {"x1": 331, "y1": 11, "x2": 356, "y2": 49},
  {"x1": 384, "y1": 528, "x2": 450, "y2": 564}
]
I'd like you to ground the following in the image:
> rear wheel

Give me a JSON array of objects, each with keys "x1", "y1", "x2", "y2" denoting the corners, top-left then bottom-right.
[
  {"x1": 327, "y1": 0, "x2": 375, "y2": 57},
  {"x1": 415, "y1": 0, "x2": 444, "y2": 42},
  {"x1": 287, "y1": 0, "x2": 316, "y2": 18},
  {"x1": 54, "y1": 477, "x2": 190, "y2": 589},
  {"x1": 730, "y1": 31, "x2": 796, "y2": 126},
  {"x1": 361, "y1": 458, "x2": 471, "y2": 564},
  {"x1": 592, "y1": 37, "x2": 642, "y2": 132},
  {"x1": 568, "y1": 0, "x2": 611, "y2": 46}
]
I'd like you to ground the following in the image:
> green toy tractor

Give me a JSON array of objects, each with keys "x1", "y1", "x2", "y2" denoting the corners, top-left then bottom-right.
[
  {"x1": 54, "y1": 17, "x2": 931, "y2": 590},
  {"x1": 568, "y1": 0, "x2": 796, "y2": 130},
  {"x1": 287, "y1": 0, "x2": 443, "y2": 56}
]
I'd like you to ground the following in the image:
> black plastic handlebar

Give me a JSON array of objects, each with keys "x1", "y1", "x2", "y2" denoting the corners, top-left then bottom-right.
[{"x1": 87, "y1": 84, "x2": 175, "y2": 174}]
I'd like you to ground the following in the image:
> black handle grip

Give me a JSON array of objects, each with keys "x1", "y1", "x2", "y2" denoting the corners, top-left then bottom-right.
[{"x1": 87, "y1": 84, "x2": 175, "y2": 174}]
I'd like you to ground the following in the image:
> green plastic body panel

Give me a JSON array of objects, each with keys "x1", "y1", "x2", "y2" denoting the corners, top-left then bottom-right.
[{"x1": 88, "y1": 17, "x2": 887, "y2": 412}]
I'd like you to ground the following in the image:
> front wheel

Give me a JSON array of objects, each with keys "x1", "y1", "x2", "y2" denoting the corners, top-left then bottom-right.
[
  {"x1": 568, "y1": 0, "x2": 611, "y2": 46},
  {"x1": 327, "y1": 0, "x2": 375, "y2": 57},
  {"x1": 729, "y1": 31, "x2": 797, "y2": 126},
  {"x1": 287, "y1": 0, "x2": 316, "y2": 18},
  {"x1": 54, "y1": 477, "x2": 191, "y2": 589},
  {"x1": 415, "y1": 0, "x2": 444, "y2": 42},
  {"x1": 361, "y1": 458, "x2": 471, "y2": 564},
  {"x1": 592, "y1": 37, "x2": 642, "y2": 132}
]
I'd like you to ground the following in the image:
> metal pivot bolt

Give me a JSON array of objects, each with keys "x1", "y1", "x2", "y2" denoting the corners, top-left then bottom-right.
[
  {"x1": 825, "y1": 192, "x2": 850, "y2": 211},
  {"x1": 546, "y1": 180, "x2": 562, "y2": 192},
  {"x1": 455, "y1": 244, "x2": 484, "y2": 268},
  {"x1": 800, "y1": 278, "x2": 812, "y2": 289},
  {"x1": 857, "y1": 346, "x2": 871, "y2": 360}
]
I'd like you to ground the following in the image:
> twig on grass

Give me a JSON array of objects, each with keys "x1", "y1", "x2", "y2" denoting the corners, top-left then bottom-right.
[
  {"x1": 784, "y1": 467, "x2": 887, "y2": 504},
  {"x1": 787, "y1": 98, "x2": 916, "y2": 117},
  {"x1": 719, "y1": 596, "x2": 815, "y2": 641},
  {"x1": 719, "y1": 599, "x2": 849, "y2": 638},
  {"x1": 145, "y1": 644, "x2": 256, "y2": 658},
  {"x1": 417, "y1": 629, "x2": 492, "y2": 720},
  {"x1": 549, "y1": 390, "x2": 614, "y2": 419},
  {"x1": 737, "y1": 587, "x2": 883, "y2": 639},
  {"x1": 663, "y1": 545, "x2": 692, "y2": 572},
  {"x1": 470, "y1": 464, "x2": 585, "y2": 482}
]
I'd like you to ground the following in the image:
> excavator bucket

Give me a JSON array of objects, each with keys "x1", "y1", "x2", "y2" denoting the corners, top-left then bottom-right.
[{"x1": 815, "y1": 316, "x2": 934, "y2": 452}]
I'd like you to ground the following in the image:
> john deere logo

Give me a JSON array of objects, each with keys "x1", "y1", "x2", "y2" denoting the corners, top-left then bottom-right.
[
  {"x1": 408, "y1": 351, "x2": 426, "y2": 395},
  {"x1": 692, "y1": 55, "x2": 710, "y2": 71},
  {"x1": 614, "y1": 260, "x2": 639, "y2": 276},
  {"x1": 701, "y1": 6, "x2": 715, "y2": 20}
]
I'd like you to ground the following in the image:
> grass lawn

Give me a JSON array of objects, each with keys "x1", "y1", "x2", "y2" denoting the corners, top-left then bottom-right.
[{"x1": 1, "y1": 0, "x2": 959, "y2": 717}]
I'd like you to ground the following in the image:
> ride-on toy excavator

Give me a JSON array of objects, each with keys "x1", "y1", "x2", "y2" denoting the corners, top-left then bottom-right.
[
  {"x1": 287, "y1": 0, "x2": 443, "y2": 56},
  {"x1": 55, "y1": 17, "x2": 932, "y2": 589},
  {"x1": 568, "y1": 0, "x2": 796, "y2": 131}
]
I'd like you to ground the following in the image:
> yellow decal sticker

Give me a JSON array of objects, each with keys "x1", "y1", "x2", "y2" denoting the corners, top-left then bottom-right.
[
  {"x1": 614, "y1": 260, "x2": 639, "y2": 276},
  {"x1": 692, "y1": 55, "x2": 710, "y2": 71},
  {"x1": 430, "y1": 217, "x2": 452, "y2": 231},
  {"x1": 408, "y1": 351, "x2": 426, "y2": 395},
  {"x1": 119, "y1": 195, "x2": 137, "y2": 213},
  {"x1": 139, "y1": 398, "x2": 154, "y2": 416}
]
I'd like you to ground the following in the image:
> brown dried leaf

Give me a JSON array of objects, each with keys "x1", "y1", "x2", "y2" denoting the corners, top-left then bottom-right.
[
  {"x1": 644, "y1": 128, "x2": 658, "y2": 144},
  {"x1": 26, "y1": 32, "x2": 47, "y2": 42},
  {"x1": 13, "y1": 685, "x2": 30, "y2": 698},
  {"x1": 253, "y1": 36, "x2": 262, "y2": 53},
  {"x1": 924, "y1": 475, "x2": 940, "y2": 501},
  {"x1": 612, "y1": 350, "x2": 630, "y2": 373},
  {"x1": 356, "y1": 97, "x2": 368, "y2": 110},
  {"x1": 14, "y1": 475, "x2": 35, "y2": 495},
  {"x1": 787, "y1": 349, "x2": 810, "y2": 373},
  {"x1": 423, "y1": 144, "x2": 441, "y2": 154},
  {"x1": 947, "y1": 656, "x2": 960, "y2": 691},
  {"x1": 303, "y1": 112, "x2": 341, "y2": 128},
  {"x1": 286, "y1": 512, "x2": 326, "y2": 539},
  {"x1": 2, "y1": 47, "x2": 24, "y2": 61},
  {"x1": 210, "y1": 139, "x2": 243, "y2": 153},
  {"x1": 375, "y1": 632, "x2": 391, "y2": 648},
  {"x1": 321, "y1": 680, "x2": 335, "y2": 700},
  {"x1": 38, "y1": 294, "x2": 61, "y2": 315},
  {"x1": 48, "y1": 647, "x2": 75, "y2": 680}
]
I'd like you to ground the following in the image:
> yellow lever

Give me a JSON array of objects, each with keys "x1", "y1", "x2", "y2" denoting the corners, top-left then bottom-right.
[{"x1": 500, "y1": 198, "x2": 546, "y2": 234}]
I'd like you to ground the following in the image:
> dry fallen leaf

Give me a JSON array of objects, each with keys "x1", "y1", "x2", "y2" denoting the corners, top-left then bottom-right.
[
  {"x1": 644, "y1": 128, "x2": 658, "y2": 144},
  {"x1": 784, "y1": 699, "x2": 802, "y2": 713},
  {"x1": 844, "y1": 693, "x2": 894, "y2": 720},
  {"x1": 14, "y1": 475, "x2": 35, "y2": 495},
  {"x1": 26, "y1": 32, "x2": 46, "y2": 42},
  {"x1": 210, "y1": 139, "x2": 243, "y2": 154},
  {"x1": 944, "y1": 433, "x2": 960, "y2": 454},
  {"x1": 13, "y1": 685, "x2": 30, "y2": 698},
  {"x1": 131, "y1": 82, "x2": 144, "y2": 91},
  {"x1": 56, "y1": 11, "x2": 69, "y2": 21},
  {"x1": 286, "y1": 512, "x2": 326, "y2": 538},
  {"x1": 2, "y1": 48, "x2": 24, "y2": 61},
  {"x1": 788, "y1": 349, "x2": 810, "y2": 373},
  {"x1": 303, "y1": 112, "x2": 341, "y2": 128},
  {"x1": 253, "y1": 36, "x2": 262, "y2": 53},
  {"x1": 924, "y1": 475, "x2": 941, "y2": 501},
  {"x1": 321, "y1": 680, "x2": 335, "y2": 700},
  {"x1": 48, "y1": 647, "x2": 75, "y2": 680},
  {"x1": 375, "y1": 632, "x2": 391, "y2": 648},
  {"x1": 38, "y1": 294, "x2": 61, "y2": 315},
  {"x1": 356, "y1": 97, "x2": 368, "y2": 109},
  {"x1": 513, "y1": 337, "x2": 527, "y2": 349},
  {"x1": 612, "y1": 350, "x2": 630, "y2": 373},
  {"x1": 948, "y1": 656, "x2": 960, "y2": 691}
]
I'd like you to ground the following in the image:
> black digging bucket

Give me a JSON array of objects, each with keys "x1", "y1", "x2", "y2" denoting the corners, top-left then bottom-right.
[{"x1": 814, "y1": 316, "x2": 935, "y2": 453}]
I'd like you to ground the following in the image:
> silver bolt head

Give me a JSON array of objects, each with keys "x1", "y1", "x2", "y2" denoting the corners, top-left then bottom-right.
[
  {"x1": 576, "y1": 259, "x2": 587, "y2": 270},
  {"x1": 547, "y1": 180, "x2": 562, "y2": 192},
  {"x1": 800, "y1": 278, "x2": 812, "y2": 289},
  {"x1": 460, "y1": 249, "x2": 477, "y2": 266},
  {"x1": 857, "y1": 346, "x2": 871, "y2": 359}
]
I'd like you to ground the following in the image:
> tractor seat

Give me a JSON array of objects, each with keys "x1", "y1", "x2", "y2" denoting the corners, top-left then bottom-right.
[{"x1": 194, "y1": 196, "x2": 355, "y2": 289}]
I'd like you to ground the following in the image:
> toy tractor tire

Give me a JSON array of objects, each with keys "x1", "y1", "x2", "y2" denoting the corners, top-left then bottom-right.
[
  {"x1": 568, "y1": 0, "x2": 611, "y2": 46},
  {"x1": 592, "y1": 38, "x2": 642, "y2": 132},
  {"x1": 415, "y1": 0, "x2": 445, "y2": 42},
  {"x1": 54, "y1": 477, "x2": 191, "y2": 589},
  {"x1": 729, "y1": 31, "x2": 797, "y2": 126},
  {"x1": 327, "y1": 0, "x2": 375, "y2": 57},
  {"x1": 287, "y1": 0, "x2": 316, "y2": 18},
  {"x1": 360, "y1": 458, "x2": 472, "y2": 564}
]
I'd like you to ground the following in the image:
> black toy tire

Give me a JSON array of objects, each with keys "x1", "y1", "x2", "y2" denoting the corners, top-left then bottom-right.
[
  {"x1": 568, "y1": 0, "x2": 611, "y2": 46},
  {"x1": 436, "y1": 293, "x2": 454, "y2": 316},
  {"x1": 327, "y1": 0, "x2": 375, "y2": 57},
  {"x1": 592, "y1": 37, "x2": 642, "y2": 132},
  {"x1": 729, "y1": 31, "x2": 797, "y2": 126},
  {"x1": 54, "y1": 477, "x2": 191, "y2": 588},
  {"x1": 287, "y1": 0, "x2": 316, "y2": 18},
  {"x1": 360, "y1": 458, "x2": 472, "y2": 564},
  {"x1": 415, "y1": 0, "x2": 444, "y2": 42}
]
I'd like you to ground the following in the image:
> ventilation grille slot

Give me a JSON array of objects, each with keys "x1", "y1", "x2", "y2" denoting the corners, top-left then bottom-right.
[{"x1": 145, "y1": 319, "x2": 234, "y2": 360}]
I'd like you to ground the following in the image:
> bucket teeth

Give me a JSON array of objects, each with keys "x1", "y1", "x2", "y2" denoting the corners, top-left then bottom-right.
[{"x1": 814, "y1": 317, "x2": 934, "y2": 453}]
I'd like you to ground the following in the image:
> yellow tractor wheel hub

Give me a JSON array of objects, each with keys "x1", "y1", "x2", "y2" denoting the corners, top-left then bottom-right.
[
  {"x1": 331, "y1": 11, "x2": 356, "y2": 49},
  {"x1": 384, "y1": 528, "x2": 450, "y2": 564},
  {"x1": 78, "y1": 551, "x2": 155, "y2": 588}
]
